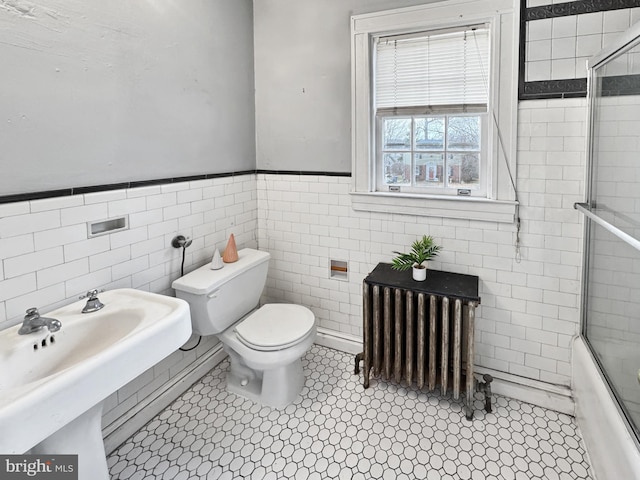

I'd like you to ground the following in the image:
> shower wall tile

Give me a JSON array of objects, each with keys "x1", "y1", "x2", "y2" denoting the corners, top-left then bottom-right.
[
  {"x1": 603, "y1": 8, "x2": 631, "y2": 33},
  {"x1": 528, "y1": 17, "x2": 553, "y2": 41},
  {"x1": 551, "y1": 37, "x2": 577, "y2": 59},
  {"x1": 528, "y1": 60, "x2": 553, "y2": 81},
  {"x1": 576, "y1": 34, "x2": 602, "y2": 57},
  {"x1": 552, "y1": 58, "x2": 577, "y2": 79},
  {"x1": 577, "y1": 12, "x2": 603, "y2": 36},
  {"x1": 553, "y1": 15, "x2": 578, "y2": 39},
  {"x1": 524, "y1": 6, "x2": 640, "y2": 84},
  {"x1": 529, "y1": 40, "x2": 552, "y2": 62}
]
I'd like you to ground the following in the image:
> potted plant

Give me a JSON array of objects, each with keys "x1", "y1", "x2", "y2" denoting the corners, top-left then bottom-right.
[{"x1": 391, "y1": 235, "x2": 442, "y2": 281}]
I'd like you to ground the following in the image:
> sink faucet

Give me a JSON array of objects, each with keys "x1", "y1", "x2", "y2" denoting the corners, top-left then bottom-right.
[
  {"x1": 80, "y1": 289, "x2": 105, "y2": 313},
  {"x1": 18, "y1": 308, "x2": 62, "y2": 335}
]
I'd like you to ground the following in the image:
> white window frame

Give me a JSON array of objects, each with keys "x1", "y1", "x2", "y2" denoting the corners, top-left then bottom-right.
[{"x1": 350, "y1": 0, "x2": 519, "y2": 223}]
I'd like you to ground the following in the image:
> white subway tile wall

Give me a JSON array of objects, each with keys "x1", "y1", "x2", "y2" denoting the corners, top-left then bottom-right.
[
  {"x1": 525, "y1": 7, "x2": 640, "y2": 81},
  {"x1": 258, "y1": 98, "x2": 585, "y2": 388},
  {"x1": 0, "y1": 174, "x2": 258, "y2": 425}
]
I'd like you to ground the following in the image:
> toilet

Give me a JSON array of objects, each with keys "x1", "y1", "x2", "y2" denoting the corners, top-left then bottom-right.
[{"x1": 172, "y1": 248, "x2": 316, "y2": 409}]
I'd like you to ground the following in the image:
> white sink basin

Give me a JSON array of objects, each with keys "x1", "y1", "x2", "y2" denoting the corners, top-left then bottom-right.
[{"x1": 0, "y1": 288, "x2": 191, "y2": 477}]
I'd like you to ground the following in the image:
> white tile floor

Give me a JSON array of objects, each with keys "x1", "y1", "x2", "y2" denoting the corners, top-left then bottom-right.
[{"x1": 107, "y1": 345, "x2": 595, "y2": 480}]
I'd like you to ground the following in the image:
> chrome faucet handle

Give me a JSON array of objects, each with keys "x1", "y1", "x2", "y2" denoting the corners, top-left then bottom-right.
[
  {"x1": 25, "y1": 307, "x2": 40, "y2": 318},
  {"x1": 80, "y1": 289, "x2": 105, "y2": 313},
  {"x1": 79, "y1": 289, "x2": 103, "y2": 300}
]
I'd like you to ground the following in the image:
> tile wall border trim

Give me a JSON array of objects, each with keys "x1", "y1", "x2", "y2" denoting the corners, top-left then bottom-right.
[
  {"x1": 0, "y1": 170, "x2": 352, "y2": 205},
  {"x1": 521, "y1": 78, "x2": 588, "y2": 99},
  {"x1": 520, "y1": 73, "x2": 640, "y2": 99},
  {"x1": 526, "y1": 0, "x2": 640, "y2": 21}
]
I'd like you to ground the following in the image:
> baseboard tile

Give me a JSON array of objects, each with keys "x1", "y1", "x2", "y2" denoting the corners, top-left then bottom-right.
[
  {"x1": 103, "y1": 344, "x2": 228, "y2": 454},
  {"x1": 317, "y1": 327, "x2": 575, "y2": 415},
  {"x1": 315, "y1": 327, "x2": 363, "y2": 355}
]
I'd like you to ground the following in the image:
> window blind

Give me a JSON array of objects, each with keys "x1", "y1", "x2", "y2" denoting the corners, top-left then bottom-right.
[{"x1": 375, "y1": 27, "x2": 490, "y2": 110}]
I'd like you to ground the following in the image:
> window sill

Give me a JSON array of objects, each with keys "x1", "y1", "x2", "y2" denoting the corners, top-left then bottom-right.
[{"x1": 349, "y1": 191, "x2": 518, "y2": 223}]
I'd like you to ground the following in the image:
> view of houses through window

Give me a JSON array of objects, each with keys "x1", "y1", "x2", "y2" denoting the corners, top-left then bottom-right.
[{"x1": 380, "y1": 114, "x2": 483, "y2": 191}]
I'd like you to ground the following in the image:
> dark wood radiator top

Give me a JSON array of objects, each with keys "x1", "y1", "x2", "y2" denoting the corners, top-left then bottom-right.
[{"x1": 364, "y1": 263, "x2": 480, "y2": 303}]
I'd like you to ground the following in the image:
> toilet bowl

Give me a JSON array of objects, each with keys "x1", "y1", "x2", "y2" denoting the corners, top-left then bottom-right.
[
  {"x1": 221, "y1": 304, "x2": 316, "y2": 408},
  {"x1": 172, "y1": 248, "x2": 316, "y2": 408}
]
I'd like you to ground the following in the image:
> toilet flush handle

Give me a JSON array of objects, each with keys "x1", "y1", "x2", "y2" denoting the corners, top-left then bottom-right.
[{"x1": 207, "y1": 289, "x2": 220, "y2": 299}]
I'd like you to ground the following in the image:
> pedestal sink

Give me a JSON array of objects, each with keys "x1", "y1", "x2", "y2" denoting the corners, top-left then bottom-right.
[{"x1": 0, "y1": 288, "x2": 192, "y2": 480}]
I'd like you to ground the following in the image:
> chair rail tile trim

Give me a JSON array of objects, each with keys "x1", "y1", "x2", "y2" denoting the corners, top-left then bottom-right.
[{"x1": 0, "y1": 170, "x2": 352, "y2": 204}]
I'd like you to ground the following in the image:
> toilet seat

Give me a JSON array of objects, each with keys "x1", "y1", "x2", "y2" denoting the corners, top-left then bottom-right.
[{"x1": 234, "y1": 304, "x2": 315, "y2": 351}]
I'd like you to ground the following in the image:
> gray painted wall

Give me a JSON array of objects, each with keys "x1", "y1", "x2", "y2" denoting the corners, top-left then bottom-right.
[
  {"x1": 1, "y1": 0, "x2": 255, "y2": 195},
  {"x1": 253, "y1": 0, "x2": 437, "y2": 172}
]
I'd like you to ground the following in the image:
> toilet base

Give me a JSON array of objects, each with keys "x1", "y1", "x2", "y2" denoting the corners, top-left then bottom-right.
[{"x1": 226, "y1": 351, "x2": 305, "y2": 409}]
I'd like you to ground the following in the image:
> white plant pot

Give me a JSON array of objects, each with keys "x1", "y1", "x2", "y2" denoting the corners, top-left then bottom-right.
[{"x1": 412, "y1": 265, "x2": 427, "y2": 281}]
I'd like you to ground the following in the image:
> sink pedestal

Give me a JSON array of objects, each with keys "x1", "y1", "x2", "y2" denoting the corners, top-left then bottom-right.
[{"x1": 30, "y1": 402, "x2": 108, "y2": 480}]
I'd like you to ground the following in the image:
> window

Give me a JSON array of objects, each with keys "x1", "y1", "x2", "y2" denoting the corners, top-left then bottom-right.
[
  {"x1": 376, "y1": 27, "x2": 489, "y2": 196},
  {"x1": 351, "y1": 0, "x2": 519, "y2": 223}
]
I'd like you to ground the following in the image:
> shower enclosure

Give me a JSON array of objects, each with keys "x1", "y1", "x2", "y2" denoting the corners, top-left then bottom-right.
[{"x1": 576, "y1": 20, "x2": 640, "y2": 446}]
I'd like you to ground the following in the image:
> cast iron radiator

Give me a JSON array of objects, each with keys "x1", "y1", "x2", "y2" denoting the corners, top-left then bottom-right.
[{"x1": 355, "y1": 263, "x2": 492, "y2": 420}]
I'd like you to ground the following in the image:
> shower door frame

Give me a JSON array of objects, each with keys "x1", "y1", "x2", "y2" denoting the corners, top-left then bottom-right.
[{"x1": 578, "y1": 19, "x2": 640, "y2": 447}]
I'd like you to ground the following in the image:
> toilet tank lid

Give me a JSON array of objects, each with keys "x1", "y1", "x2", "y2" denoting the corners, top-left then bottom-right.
[{"x1": 172, "y1": 248, "x2": 270, "y2": 295}]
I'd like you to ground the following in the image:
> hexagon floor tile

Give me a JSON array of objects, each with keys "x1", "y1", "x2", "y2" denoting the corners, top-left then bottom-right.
[{"x1": 108, "y1": 345, "x2": 594, "y2": 479}]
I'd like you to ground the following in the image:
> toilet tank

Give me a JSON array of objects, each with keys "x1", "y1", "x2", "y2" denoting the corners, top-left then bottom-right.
[{"x1": 172, "y1": 248, "x2": 270, "y2": 336}]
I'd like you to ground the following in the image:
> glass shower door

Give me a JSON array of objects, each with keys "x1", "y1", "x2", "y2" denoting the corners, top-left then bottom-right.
[{"x1": 579, "y1": 21, "x2": 640, "y2": 440}]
